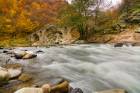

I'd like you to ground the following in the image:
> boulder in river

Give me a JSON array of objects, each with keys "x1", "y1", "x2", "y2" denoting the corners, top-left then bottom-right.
[
  {"x1": 114, "y1": 42, "x2": 132, "y2": 47},
  {"x1": 22, "y1": 52, "x2": 37, "y2": 59},
  {"x1": 0, "y1": 47, "x2": 4, "y2": 49},
  {"x1": 0, "y1": 67, "x2": 10, "y2": 85},
  {"x1": 14, "y1": 51, "x2": 37, "y2": 59},
  {"x1": 14, "y1": 51, "x2": 27, "y2": 59},
  {"x1": 51, "y1": 80, "x2": 69, "y2": 93},
  {"x1": 41, "y1": 84, "x2": 51, "y2": 93},
  {"x1": 3, "y1": 50, "x2": 14, "y2": 54},
  {"x1": 3, "y1": 63, "x2": 23, "y2": 79},
  {"x1": 36, "y1": 50, "x2": 44, "y2": 53},
  {"x1": 8, "y1": 68, "x2": 22, "y2": 79},
  {"x1": 95, "y1": 89, "x2": 126, "y2": 93},
  {"x1": 14, "y1": 80, "x2": 77, "y2": 93},
  {"x1": 70, "y1": 88, "x2": 83, "y2": 93},
  {"x1": 18, "y1": 73, "x2": 32, "y2": 82},
  {"x1": 14, "y1": 84, "x2": 51, "y2": 93},
  {"x1": 114, "y1": 43, "x2": 124, "y2": 47},
  {"x1": 14, "y1": 88, "x2": 43, "y2": 93}
]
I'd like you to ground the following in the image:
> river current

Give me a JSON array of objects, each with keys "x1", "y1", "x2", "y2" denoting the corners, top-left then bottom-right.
[{"x1": 0, "y1": 44, "x2": 140, "y2": 93}]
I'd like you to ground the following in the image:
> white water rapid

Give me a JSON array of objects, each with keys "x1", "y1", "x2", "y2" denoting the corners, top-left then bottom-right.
[{"x1": 0, "y1": 44, "x2": 140, "y2": 93}]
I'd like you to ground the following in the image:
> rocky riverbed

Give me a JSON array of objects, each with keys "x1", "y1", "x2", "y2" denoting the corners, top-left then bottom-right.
[{"x1": 0, "y1": 44, "x2": 140, "y2": 93}]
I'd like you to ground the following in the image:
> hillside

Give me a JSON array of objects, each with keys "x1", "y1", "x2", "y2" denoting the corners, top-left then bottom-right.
[
  {"x1": 0, "y1": 0, "x2": 67, "y2": 47},
  {"x1": 0, "y1": 0, "x2": 140, "y2": 47}
]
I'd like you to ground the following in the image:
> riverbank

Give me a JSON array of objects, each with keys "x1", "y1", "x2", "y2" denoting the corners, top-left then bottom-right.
[{"x1": 1, "y1": 27, "x2": 140, "y2": 48}]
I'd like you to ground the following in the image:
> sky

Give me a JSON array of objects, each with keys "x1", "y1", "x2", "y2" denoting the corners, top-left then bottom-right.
[{"x1": 66, "y1": 0, "x2": 123, "y2": 10}]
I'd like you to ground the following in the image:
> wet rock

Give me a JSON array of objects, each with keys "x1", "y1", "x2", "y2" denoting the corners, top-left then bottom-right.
[
  {"x1": 14, "y1": 80, "x2": 70, "y2": 93},
  {"x1": 114, "y1": 42, "x2": 133, "y2": 47},
  {"x1": 95, "y1": 89, "x2": 126, "y2": 93},
  {"x1": 14, "y1": 51, "x2": 37, "y2": 59},
  {"x1": 0, "y1": 47, "x2": 4, "y2": 49},
  {"x1": 8, "y1": 68, "x2": 22, "y2": 79},
  {"x1": 3, "y1": 50, "x2": 11, "y2": 54},
  {"x1": 22, "y1": 53, "x2": 37, "y2": 59},
  {"x1": 14, "y1": 88, "x2": 43, "y2": 93},
  {"x1": 0, "y1": 67, "x2": 9, "y2": 78},
  {"x1": 41, "y1": 84, "x2": 51, "y2": 93},
  {"x1": 18, "y1": 73, "x2": 32, "y2": 82},
  {"x1": 0, "y1": 67, "x2": 10, "y2": 85},
  {"x1": 3, "y1": 50, "x2": 14, "y2": 54},
  {"x1": 14, "y1": 51, "x2": 27, "y2": 59},
  {"x1": 70, "y1": 88, "x2": 83, "y2": 93},
  {"x1": 36, "y1": 50, "x2": 44, "y2": 53},
  {"x1": 3, "y1": 50, "x2": 9, "y2": 53},
  {"x1": 51, "y1": 80, "x2": 69, "y2": 93},
  {"x1": 114, "y1": 43, "x2": 124, "y2": 47},
  {"x1": 3, "y1": 63, "x2": 23, "y2": 79}
]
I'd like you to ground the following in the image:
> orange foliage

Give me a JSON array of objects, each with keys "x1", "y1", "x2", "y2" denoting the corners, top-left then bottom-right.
[{"x1": 0, "y1": 0, "x2": 66, "y2": 35}]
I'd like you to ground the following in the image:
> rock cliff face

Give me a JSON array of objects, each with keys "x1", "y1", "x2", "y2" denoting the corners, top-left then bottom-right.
[
  {"x1": 30, "y1": 25, "x2": 80, "y2": 46},
  {"x1": 111, "y1": 8, "x2": 140, "y2": 43},
  {"x1": 31, "y1": 26, "x2": 140, "y2": 45},
  {"x1": 111, "y1": 29, "x2": 140, "y2": 43},
  {"x1": 88, "y1": 28, "x2": 140, "y2": 44}
]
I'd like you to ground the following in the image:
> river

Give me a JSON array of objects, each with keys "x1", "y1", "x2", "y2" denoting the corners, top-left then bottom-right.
[{"x1": 0, "y1": 44, "x2": 140, "y2": 93}]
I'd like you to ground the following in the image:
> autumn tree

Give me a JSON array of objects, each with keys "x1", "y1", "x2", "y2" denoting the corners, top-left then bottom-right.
[
  {"x1": 16, "y1": 12, "x2": 39, "y2": 34},
  {"x1": 59, "y1": 0, "x2": 97, "y2": 40}
]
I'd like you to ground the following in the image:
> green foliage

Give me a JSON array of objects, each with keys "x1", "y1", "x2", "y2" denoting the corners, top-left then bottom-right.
[
  {"x1": 58, "y1": 4, "x2": 88, "y2": 39},
  {"x1": 58, "y1": 0, "x2": 124, "y2": 40},
  {"x1": 58, "y1": 0, "x2": 99, "y2": 40}
]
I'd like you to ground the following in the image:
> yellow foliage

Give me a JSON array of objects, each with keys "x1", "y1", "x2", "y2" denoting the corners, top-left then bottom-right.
[
  {"x1": 16, "y1": 12, "x2": 39, "y2": 33},
  {"x1": 31, "y1": 2, "x2": 41, "y2": 10},
  {"x1": 10, "y1": 9, "x2": 17, "y2": 17},
  {"x1": 5, "y1": 18, "x2": 12, "y2": 23}
]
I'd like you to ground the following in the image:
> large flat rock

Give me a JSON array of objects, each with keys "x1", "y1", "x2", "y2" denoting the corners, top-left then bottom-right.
[{"x1": 14, "y1": 88, "x2": 43, "y2": 93}]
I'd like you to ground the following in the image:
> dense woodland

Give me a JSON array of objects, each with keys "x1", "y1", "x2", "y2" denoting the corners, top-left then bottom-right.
[{"x1": 0, "y1": 0, "x2": 140, "y2": 46}]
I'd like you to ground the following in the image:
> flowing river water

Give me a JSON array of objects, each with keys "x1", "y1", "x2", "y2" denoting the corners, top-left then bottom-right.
[{"x1": 0, "y1": 44, "x2": 140, "y2": 93}]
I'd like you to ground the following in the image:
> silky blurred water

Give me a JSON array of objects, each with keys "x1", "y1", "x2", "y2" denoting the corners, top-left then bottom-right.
[{"x1": 0, "y1": 44, "x2": 140, "y2": 93}]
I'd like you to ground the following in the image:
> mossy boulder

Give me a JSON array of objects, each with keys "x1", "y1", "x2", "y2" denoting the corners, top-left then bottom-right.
[{"x1": 18, "y1": 73, "x2": 32, "y2": 82}]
